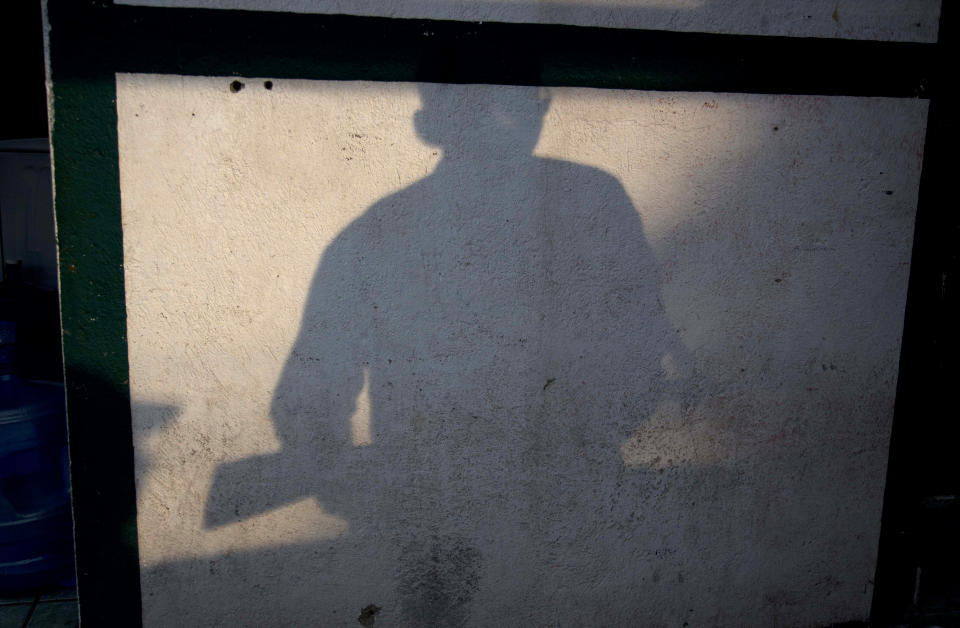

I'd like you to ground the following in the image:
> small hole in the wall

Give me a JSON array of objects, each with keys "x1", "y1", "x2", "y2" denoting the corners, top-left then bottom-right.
[
  {"x1": 885, "y1": 190, "x2": 894, "y2": 195},
  {"x1": 264, "y1": 80, "x2": 273, "y2": 90},
  {"x1": 230, "y1": 80, "x2": 244, "y2": 93},
  {"x1": 773, "y1": 126, "x2": 779, "y2": 131}
]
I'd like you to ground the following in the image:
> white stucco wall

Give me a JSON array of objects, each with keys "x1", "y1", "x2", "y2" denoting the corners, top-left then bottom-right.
[
  {"x1": 119, "y1": 0, "x2": 941, "y2": 42},
  {"x1": 117, "y1": 74, "x2": 926, "y2": 626}
]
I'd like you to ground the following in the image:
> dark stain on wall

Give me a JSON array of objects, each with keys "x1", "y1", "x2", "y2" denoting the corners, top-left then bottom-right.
[{"x1": 397, "y1": 535, "x2": 481, "y2": 628}]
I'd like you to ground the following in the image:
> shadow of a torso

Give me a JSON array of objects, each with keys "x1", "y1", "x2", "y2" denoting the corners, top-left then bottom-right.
[{"x1": 207, "y1": 148, "x2": 682, "y2": 624}]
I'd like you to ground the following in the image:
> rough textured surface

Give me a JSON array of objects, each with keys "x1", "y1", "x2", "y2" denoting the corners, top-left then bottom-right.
[
  {"x1": 117, "y1": 75, "x2": 927, "y2": 626},
  {"x1": 120, "y1": 0, "x2": 941, "y2": 42}
]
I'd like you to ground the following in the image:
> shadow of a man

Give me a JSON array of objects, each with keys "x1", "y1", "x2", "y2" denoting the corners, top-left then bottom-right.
[{"x1": 207, "y1": 81, "x2": 687, "y2": 625}]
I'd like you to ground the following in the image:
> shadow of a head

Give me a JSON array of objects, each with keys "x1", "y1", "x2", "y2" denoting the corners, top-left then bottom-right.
[{"x1": 413, "y1": 84, "x2": 552, "y2": 159}]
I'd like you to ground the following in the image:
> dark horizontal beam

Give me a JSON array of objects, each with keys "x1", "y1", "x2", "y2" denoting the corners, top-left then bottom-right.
[{"x1": 51, "y1": 1, "x2": 936, "y2": 97}]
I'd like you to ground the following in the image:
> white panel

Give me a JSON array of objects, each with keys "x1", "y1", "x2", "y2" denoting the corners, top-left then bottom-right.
[{"x1": 117, "y1": 74, "x2": 926, "y2": 626}]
